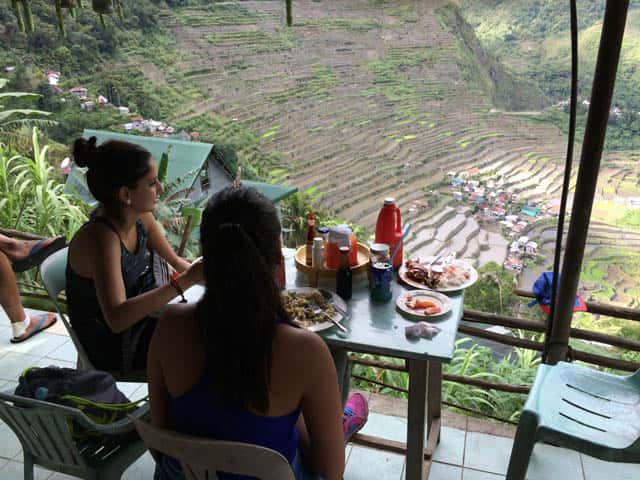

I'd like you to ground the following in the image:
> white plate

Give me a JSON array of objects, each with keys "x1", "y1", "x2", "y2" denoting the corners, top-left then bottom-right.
[
  {"x1": 398, "y1": 257, "x2": 478, "y2": 292},
  {"x1": 396, "y1": 290, "x2": 452, "y2": 319},
  {"x1": 282, "y1": 287, "x2": 347, "y2": 332}
]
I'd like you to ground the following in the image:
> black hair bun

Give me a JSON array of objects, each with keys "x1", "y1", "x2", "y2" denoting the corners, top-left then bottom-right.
[{"x1": 72, "y1": 136, "x2": 99, "y2": 169}]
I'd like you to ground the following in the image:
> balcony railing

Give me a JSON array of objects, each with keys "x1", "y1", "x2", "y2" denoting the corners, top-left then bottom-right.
[{"x1": 350, "y1": 289, "x2": 640, "y2": 426}]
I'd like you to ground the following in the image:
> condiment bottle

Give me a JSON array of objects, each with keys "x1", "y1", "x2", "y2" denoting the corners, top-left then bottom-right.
[
  {"x1": 336, "y1": 246, "x2": 352, "y2": 300},
  {"x1": 375, "y1": 198, "x2": 403, "y2": 269},
  {"x1": 305, "y1": 212, "x2": 315, "y2": 266},
  {"x1": 317, "y1": 226, "x2": 330, "y2": 246},
  {"x1": 326, "y1": 225, "x2": 351, "y2": 269},
  {"x1": 312, "y1": 237, "x2": 324, "y2": 269}
]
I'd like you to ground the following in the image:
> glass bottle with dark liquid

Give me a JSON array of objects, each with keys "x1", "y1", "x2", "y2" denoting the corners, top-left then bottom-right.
[{"x1": 336, "y1": 246, "x2": 352, "y2": 300}]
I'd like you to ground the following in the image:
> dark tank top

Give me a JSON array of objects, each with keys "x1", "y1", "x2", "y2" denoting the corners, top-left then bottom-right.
[{"x1": 66, "y1": 216, "x2": 157, "y2": 372}]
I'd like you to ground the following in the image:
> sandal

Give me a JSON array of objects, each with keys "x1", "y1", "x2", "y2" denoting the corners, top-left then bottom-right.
[
  {"x1": 343, "y1": 393, "x2": 369, "y2": 443},
  {"x1": 12, "y1": 236, "x2": 66, "y2": 273},
  {"x1": 10, "y1": 313, "x2": 58, "y2": 343}
]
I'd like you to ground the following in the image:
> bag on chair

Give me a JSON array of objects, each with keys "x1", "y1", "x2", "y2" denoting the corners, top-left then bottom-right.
[{"x1": 15, "y1": 366, "x2": 146, "y2": 436}]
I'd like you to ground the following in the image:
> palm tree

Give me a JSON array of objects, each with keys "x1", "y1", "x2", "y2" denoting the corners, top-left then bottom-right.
[{"x1": 0, "y1": 78, "x2": 55, "y2": 140}]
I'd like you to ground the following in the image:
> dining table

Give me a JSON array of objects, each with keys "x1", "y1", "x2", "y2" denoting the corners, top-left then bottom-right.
[{"x1": 175, "y1": 248, "x2": 464, "y2": 480}]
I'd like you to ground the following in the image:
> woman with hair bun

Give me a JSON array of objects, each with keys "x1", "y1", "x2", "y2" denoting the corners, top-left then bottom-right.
[
  {"x1": 66, "y1": 136, "x2": 203, "y2": 374},
  {"x1": 148, "y1": 186, "x2": 368, "y2": 480}
]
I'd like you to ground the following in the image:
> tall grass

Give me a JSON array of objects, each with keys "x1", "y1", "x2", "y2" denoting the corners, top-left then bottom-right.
[{"x1": 0, "y1": 128, "x2": 88, "y2": 238}]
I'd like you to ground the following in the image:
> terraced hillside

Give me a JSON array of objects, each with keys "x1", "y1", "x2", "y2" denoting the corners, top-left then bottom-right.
[{"x1": 158, "y1": 0, "x2": 636, "y2": 279}]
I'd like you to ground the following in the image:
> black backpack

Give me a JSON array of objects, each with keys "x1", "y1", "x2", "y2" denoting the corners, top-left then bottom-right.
[{"x1": 15, "y1": 366, "x2": 146, "y2": 435}]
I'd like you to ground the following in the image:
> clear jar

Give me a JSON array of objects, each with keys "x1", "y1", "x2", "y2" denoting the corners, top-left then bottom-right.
[{"x1": 370, "y1": 243, "x2": 390, "y2": 264}]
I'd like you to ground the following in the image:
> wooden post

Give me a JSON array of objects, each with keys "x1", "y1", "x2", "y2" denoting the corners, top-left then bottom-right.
[
  {"x1": 285, "y1": 0, "x2": 292, "y2": 27},
  {"x1": 548, "y1": 0, "x2": 630, "y2": 364}
]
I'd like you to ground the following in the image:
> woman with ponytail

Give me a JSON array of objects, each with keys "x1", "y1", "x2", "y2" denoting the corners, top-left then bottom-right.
[
  {"x1": 148, "y1": 187, "x2": 365, "y2": 480},
  {"x1": 66, "y1": 136, "x2": 203, "y2": 374}
]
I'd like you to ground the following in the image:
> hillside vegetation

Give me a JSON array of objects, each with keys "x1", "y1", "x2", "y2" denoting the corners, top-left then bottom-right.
[{"x1": 460, "y1": 0, "x2": 640, "y2": 151}]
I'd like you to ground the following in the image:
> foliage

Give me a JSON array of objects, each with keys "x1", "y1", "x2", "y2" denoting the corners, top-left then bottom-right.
[
  {"x1": 460, "y1": 1, "x2": 640, "y2": 150},
  {"x1": 437, "y1": 3, "x2": 547, "y2": 111},
  {"x1": 464, "y1": 261, "x2": 521, "y2": 315},
  {"x1": 0, "y1": 77, "x2": 54, "y2": 141},
  {"x1": 176, "y1": 114, "x2": 281, "y2": 180},
  {"x1": 279, "y1": 191, "x2": 371, "y2": 248},
  {"x1": 352, "y1": 337, "x2": 541, "y2": 422},
  {"x1": 153, "y1": 150, "x2": 200, "y2": 258},
  {"x1": 0, "y1": 128, "x2": 87, "y2": 238}
]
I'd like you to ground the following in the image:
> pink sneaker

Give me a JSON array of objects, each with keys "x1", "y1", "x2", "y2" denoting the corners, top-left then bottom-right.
[{"x1": 342, "y1": 393, "x2": 369, "y2": 443}]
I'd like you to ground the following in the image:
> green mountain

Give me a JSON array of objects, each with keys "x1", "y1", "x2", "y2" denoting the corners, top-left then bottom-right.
[{"x1": 459, "y1": 0, "x2": 640, "y2": 109}]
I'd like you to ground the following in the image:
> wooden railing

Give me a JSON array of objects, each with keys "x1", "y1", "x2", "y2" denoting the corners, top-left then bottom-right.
[{"x1": 350, "y1": 292, "x2": 640, "y2": 423}]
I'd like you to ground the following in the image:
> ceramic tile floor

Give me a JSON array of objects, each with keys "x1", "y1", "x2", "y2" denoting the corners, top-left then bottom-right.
[{"x1": 1, "y1": 309, "x2": 639, "y2": 479}]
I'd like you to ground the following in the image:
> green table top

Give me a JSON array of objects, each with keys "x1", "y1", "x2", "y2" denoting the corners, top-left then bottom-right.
[
  {"x1": 177, "y1": 249, "x2": 463, "y2": 363},
  {"x1": 284, "y1": 250, "x2": 463, "y2": 363}
]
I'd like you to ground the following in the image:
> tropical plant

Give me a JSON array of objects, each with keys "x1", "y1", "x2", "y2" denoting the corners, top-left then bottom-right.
[
  {"x1": 152, "y1": 149, "x2": 200, "y2": 258},
  {"x1": 0, "y1": 128, "x2": 88, "y2": 237},
  {"x1": 0, "y1": 78, "x2": 54, "y2": 141}
]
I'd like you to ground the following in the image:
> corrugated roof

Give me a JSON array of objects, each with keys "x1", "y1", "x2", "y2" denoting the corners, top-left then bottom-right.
[{"x1": 83, "y1": 129, "x2": 213, "y2": 187}]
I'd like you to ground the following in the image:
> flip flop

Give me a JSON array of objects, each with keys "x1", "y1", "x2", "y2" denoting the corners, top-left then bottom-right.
[
  {"x1": 12, "y1": 236, "x2": 66, "y2": 273},
  {"x1": 10, "y1": 313, "x2": 58, "y2": 344}
]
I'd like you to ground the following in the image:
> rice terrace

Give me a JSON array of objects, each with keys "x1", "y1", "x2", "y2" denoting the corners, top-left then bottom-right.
[{"x1": 152, "y1": 0, "x2": 640, "y2": 308}]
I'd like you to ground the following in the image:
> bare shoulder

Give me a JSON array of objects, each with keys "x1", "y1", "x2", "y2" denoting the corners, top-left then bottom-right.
[
  {"x1": 275, "y1": 323, "x2": 331, "y2": 361},
  {"x1": 155, "y1": 304, "x2": 198, "y2": 342},
  {"x1": 139, "y1": 212, "x2": 158, "y2": 231},
  {"x1": 72, "y1": 221, "x2": 117, "y2": 251}
]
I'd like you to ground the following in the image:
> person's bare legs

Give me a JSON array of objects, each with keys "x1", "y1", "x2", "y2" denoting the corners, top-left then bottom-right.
[
  {"x1": 0, "y1": 250, "x2": 56, "y2": 341},
  {"x1": 0, "y1": 233, "x2": 60, "y2": 263}
]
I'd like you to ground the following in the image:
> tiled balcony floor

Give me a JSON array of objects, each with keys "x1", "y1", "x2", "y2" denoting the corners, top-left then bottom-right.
[{"x1": 1, "y1": 309, "x2": 639, "y2": 479}]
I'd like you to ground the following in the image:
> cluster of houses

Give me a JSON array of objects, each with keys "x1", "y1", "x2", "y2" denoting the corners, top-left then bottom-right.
[
  {"x1": 553, "y1": 96, "x2": 630, "y2": 121},
  {"x1": 503, "y1": 235, "x2": 539, "y2": 272},
  {"x1": 448, "y1": 170, "x2": 518, "y2": 219},
  {"x1": 447, "y1": 168, "x2": 554, "y2": 275},
  {"x1": 44, "y1": 71, "x2": 201, "y2": 141}
]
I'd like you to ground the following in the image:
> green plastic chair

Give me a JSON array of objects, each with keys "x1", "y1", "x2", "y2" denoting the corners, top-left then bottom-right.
[
  {"x1": 130, "y1": 416, "x2": 295, "y2": 480},
  {"x1": 40, "y1": 247, "x2": 146, "y2": 382},
  {"x1": 506, "y1": 361, "x2": 640, "y2": 479},
  {"x1": 0, "y1": 390, "x2": 149, "y2": 479}
]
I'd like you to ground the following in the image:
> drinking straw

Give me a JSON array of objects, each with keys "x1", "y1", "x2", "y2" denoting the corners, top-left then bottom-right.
[{"x1": 390, "y1": 222, "x2": 412, "y2": 266}]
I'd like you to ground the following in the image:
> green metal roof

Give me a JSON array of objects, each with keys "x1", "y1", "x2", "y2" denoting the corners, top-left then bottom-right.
[
  {"x1": 83, "y1": 129, "x2": 213, "y2": 187},
  {"x1": 242, "y1": 180, "x2": 298, "y2": 203},
  {"x1": 65, "y1": 129, "x2": 297, "y2": 207}
]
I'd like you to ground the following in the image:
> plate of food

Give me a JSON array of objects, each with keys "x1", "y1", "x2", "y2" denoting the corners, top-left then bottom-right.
[
  {"x1": 399, "y1": 257, "x2": 478, "y2": 292},
  {"x1": 282, "y1": 287, "x2": 347, "y2": 332},
  {"x1": 396, "y1": 290, "x2": 452, "y2": 319}
]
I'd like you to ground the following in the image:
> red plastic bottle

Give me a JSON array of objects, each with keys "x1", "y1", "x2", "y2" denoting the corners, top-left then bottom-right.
[{"x1": 375, "y1": 198, "x2": 403, "y2": 269}]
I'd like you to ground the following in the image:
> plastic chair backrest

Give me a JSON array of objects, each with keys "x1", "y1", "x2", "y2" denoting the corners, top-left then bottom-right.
[
  {"x1": 39, "y1": 248, "x2": 94, "y2": 370},
  {"x1": 131, "y1": 416, "x2": 296, "y2": 480},
  {"x1": 0, "y1": 391, "x2": 89, "y2": 471}
]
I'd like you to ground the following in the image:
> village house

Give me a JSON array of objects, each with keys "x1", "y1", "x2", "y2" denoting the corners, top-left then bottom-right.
[
  {"x1": 69, "y1": 86, "x2": 88, "y2": 100},
  {"x1": 46, "y1": 71, "x2": 60, "y2": 86},
  {"x1": 97, "y1": 95, "x2": 109, "y2": 105},
  {"x1": 503, "y1": 256, "x2": 523, "y2": 272},
  {"x1": 117, "y1": 106, "x2": 130, "y2": 115},
  {"x1": 524, "y1": 241, "x2": 538, "y2": 255},
  {"x1": 521, "y1": 205, "x2": 541, "y2": 217},
  {"x1": 80, "y1": 100, "x2": 95, "y2": 112}
]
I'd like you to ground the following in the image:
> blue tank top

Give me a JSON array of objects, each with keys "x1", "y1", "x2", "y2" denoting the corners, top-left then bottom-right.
[{"x1": 165, "y1": 372, "x2": 300, "y2": 479}]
